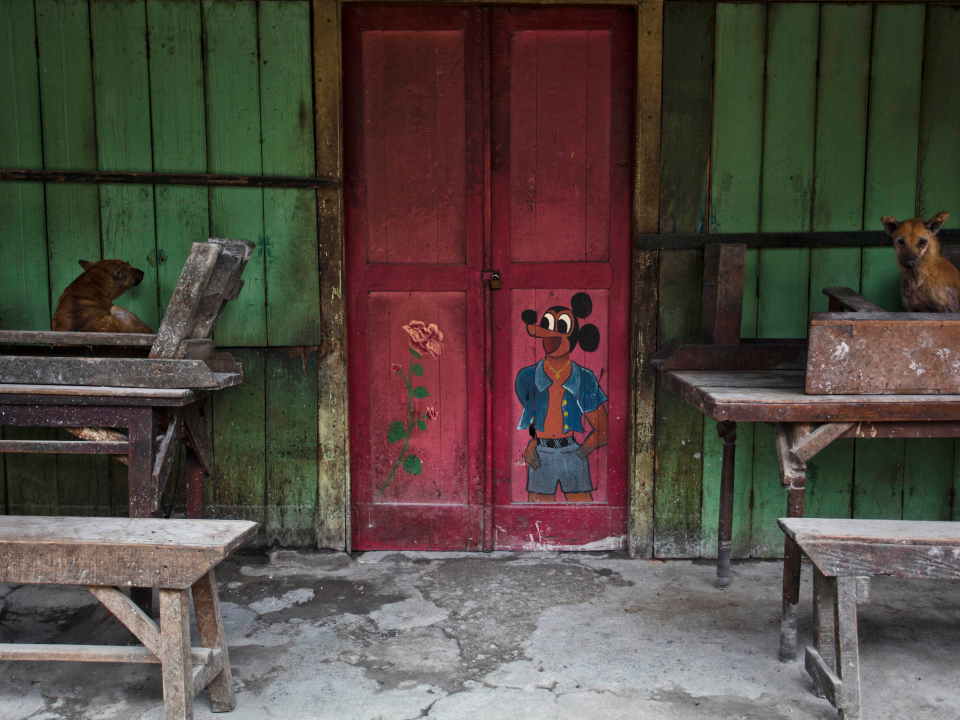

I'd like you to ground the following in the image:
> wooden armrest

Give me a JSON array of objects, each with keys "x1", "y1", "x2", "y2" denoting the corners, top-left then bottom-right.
[{"x1": 821, "y1": 286, "x2": 883, "y2": 313}]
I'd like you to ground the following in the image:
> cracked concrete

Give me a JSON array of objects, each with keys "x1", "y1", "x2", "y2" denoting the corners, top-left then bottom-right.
[{"x1": 1, "y1": 551, "x2": 959, "y2": 719}]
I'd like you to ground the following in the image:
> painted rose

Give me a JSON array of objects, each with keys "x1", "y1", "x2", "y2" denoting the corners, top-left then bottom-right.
[
  {"x1": 391, "y1": 363, "x2": 403, "y2": 374},
  {"x1": 403, "y1": 320, "x2": 444, "y2": 359},
  {"x1": 425, "y1": 407, "x2": 439, "y2": 421}
]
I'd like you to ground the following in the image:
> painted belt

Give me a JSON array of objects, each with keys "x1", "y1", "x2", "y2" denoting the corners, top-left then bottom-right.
[{"x1": 537, "y1": 437, "x2": 576, "y2": 449}]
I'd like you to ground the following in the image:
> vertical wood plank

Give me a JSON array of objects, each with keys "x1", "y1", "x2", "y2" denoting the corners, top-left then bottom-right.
[
  {"x1": 147, "y1": 0, "x2": 209, "y2": 313},
  {"x1": 35, "y1": 0, "x2": 102, "y2": 312},
  {"x1": 158, "y1": 588, "x2": 193, "y2": 720},
  {"x1": 203, "y1": 0, "x2": 267, "y2": 346},
  {"x1": 804, "y1": 4, "x2": 872, "y2": 527},
  {"x1": 0, "y1": 0, "x2": 51, "y2": 332},
  {"x1": 628, "y1": 0, "x2": 662, "y2": 557},
  {"x1": 752, "y1": 3, "x2": 818, "y2": 559},
  {"x1": 908, "y1": 5, "x2": 960, "y2": 523},
  {"x1": 265, "y1": 347, "x2": 319, "y2": 546},
  {"x1": 704, "y1": 2, "x2": 766, "y2": 558},
  {"x1": 90, "y1": 0, "x2": 160, "y2": 330},
  {"x1": 260, "y1": 0, "x2": 321, "y2": 346},
  {"x1": 855, "y1": 4, "x2": 925, "y2": 522},
  {"x1": 655, "y1": 0, "x2": 713, "y2": 558},
  {"x1": 210, "y1": 348, "x2": 266, "y2": 541},
  {"x1": 314, "y1": 0, "x2": 347, "y2": 549}
]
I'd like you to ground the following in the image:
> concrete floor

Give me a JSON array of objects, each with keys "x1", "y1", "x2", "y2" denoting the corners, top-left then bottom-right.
[{"x1": 1, "y1": 551, "x2": 959, "y2": 719}]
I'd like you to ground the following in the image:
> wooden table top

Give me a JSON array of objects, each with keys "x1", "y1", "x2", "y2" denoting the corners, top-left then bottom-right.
[
  {"x1": 779, "y1": 518, "x2": 960, "y2": 547},
  {"x1": 660, "y1": 369, "x2": 960, "y2": 423},
  {"x1": 0, "y1": 383, "x2": 197, "y2": 406},
  {"x1": 0, "y1": 517, "x2": 258, "y2": 589}
]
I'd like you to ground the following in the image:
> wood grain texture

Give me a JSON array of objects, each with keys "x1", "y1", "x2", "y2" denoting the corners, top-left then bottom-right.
[
  {"x1": 203, "y1": 0, "x2": 266, "y2": 346},
  {"x1": 159, "y1": 588, "x2": 193, "y2": 719},
  {"x1": 313, "y1": 0, "x2": 348, "y2": 550},
  {"x1": 653, "y1": 0, "x2": 712, "y2": 558},
  {"x1": 703, "y1": 2, "x2": 765, "y2": 558},
  {"x1": 260, "y1": 0, "x2": 321, "y2": 346},
  {"x1": 265, "y1": 347, "x2": 318, "y2": 546},
  {"x1": 210, "y1": 348, "x2": 265, "y2": 538},
  {"x1": 0, "y1": 0, "x2": 50, "y2": 333},
  {"x1": 191, "y1": 569, "x2": 235, "y2": 711},
  {"x1": 34, "y1": 0, "x2": 101, "y2": 313},
  {"x1": 90, "y1": 0, "x2": 160, "y2": 330},
  {"x1": 147, "y1": 0, "x2": 210, "y2": 316}
]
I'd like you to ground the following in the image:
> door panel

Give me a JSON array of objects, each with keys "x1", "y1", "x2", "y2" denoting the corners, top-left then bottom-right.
[
  {"x1": 491, "y1": 8, "x2": 634, "y2": 550},
  {"x1": 344, "y1": 6, "x2": 485, "y2": 550}
]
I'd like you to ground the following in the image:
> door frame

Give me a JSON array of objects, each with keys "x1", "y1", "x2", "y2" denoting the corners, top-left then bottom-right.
[{"x1": 314, "y1": 0, "x2": 663, "y2": 555}]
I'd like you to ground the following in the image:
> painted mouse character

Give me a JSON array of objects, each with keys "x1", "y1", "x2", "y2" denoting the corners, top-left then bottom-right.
[{"x1": 515, "y1": 292, "x2": 609, "y2": 503}]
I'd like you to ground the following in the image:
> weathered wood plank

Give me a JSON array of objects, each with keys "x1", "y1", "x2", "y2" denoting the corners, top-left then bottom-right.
[
  {"x1": 260, "y1": 0, "x2": 321, "y2": 347},
  {"x1": 35, "y1": 0, "x2": 102, "y2": 314},
  {"x1": 265, "y1": 348, "x2": 318, "y2": 546},
  {"x1": 210, "y1": 348, "x2": 265, "y2": 537},
  {"x1": 0, "y1": 356, "x2": 233, "y2": 389},
  {"x1": 652, "y1": 340, "x2": 807, "y2": 372},
  {"x1": 90, "y1": 0, "x2": 160, "y2": 330},
  {"x1": 203, "y1": 0, "x2": 267, "y2": 347},
  {"x1": 159, "y1": 588, "x2": 193, "y2": 718},
  {"x1": 88, "y1": 585, "x2": 161, "y2": 656},
  {"x1": 0, "y1": 644, "x2": 212, "y2": 665},
  {"x1": 147, "y1": 0, "x2": 210, "y2": 316},
  {"x1": 700, "y1": 244, "x2": 745, "y2": 345},
  {"x1": 805, "y1": 646, "x2": 840, "y2": 706},
  {"x1": 655, "y1": 0, "x2": 712, "y2": 559},
  {"x1": 150, "y1": 244, "x2": 221, "y2": 359},
  {"x1": 0, "y1": 0, "x2": 50, "y2": 332},
  {"x1": 0, "y1": 440, "x2": 128, "y2": 454},
  {"x1": 821, "y1": 287, "x2": 882, "y2": 314},
  {"x1": 0, "y1": 330, "x2": 154, "y2": 347},
  {"x1": 313, "y1": 0, "x2": 347, "y2": 550},
  {"x1": 790, "y1": 423, "x2": 853, "y2": 464},
  {"x1": 192, "y1": 569, "x2": 235, "y2": 711},
  {"x1": 704, "y1": 2, "x2": 765, "y2": 558}
]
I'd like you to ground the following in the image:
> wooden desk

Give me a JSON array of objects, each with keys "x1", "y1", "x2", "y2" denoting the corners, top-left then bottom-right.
[
  {"x1": 660, "y1": 369, "x2": 960, "y2": 662},
  {"x1": 0, "y1": 383, "x2": 212, "y2": 520},
  {"x1": 0, "y1": 516, "x2": 257, "y2": 719}
]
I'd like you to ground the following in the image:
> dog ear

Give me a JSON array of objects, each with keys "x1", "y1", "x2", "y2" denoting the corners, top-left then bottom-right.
[
  {"x1": 925, "y1": 212, "x2": 950, "y2": 234},
  {"x1": 521, "y1": 309, "x2": 538, "y2": 325},
  {"x1": 578, "y1": 324, "x2": 600, "y2": 352},
  {"x1": 881, "y1": 216, "x2": 901, "y2": 236},
  {"x1": 78, "y1": 260, "x2": 93, "y2": 270},
  {"x1": 570, "y1": 292, "x2": 592, "y2": 319}
]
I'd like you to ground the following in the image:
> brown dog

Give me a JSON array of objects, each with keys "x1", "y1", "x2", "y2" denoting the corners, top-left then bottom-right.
[
  {"x1": 52, "y1": 259, "x2": 152, "y2": 333},
  {"x1": 882, "y1": 212, "x2": 960, "y2": 313}
]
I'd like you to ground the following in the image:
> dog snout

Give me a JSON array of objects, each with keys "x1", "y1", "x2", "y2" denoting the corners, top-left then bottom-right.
[{"x1": 132, "y1": 268, "x2": 144, "y2": 285}]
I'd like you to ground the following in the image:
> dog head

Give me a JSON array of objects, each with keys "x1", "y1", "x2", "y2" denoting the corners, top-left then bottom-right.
[
  {"x1": 882, "y1": 212, "x2": 950, "y2": 270},
  {"x1": 77, "y1": 259, "x2": 145, "y2": 300},
  {"x1": 520, "y1": 292, "x2": 601, "y2": 358}
]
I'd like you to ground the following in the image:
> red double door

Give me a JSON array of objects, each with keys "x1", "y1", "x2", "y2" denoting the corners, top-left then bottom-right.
[{"x1": 344, "y1": 6, "x2": 634, "y2": 550}]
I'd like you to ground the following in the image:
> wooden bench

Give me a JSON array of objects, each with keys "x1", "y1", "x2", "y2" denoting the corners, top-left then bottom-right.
[
  {"x1": 779, "y1": 518, "x2": 960, "y2": 720},
  {"x1": 0, "y1": 516, "x2": 257, "y2": 719}
]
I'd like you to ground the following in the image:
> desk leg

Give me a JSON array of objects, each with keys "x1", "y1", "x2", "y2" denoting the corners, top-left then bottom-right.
[
  {"x1": 128, "y1": 408, "x2": 157, "y2": 616},
  {"x1": 716, "y1": 421, "x2": 737, "y2": 589},
  {"x1": 185, "y1": 447, "x2": 204, "y2": 520},
  {"x1": 779, "y1": 465, "x2": 807, "y2": 662}
]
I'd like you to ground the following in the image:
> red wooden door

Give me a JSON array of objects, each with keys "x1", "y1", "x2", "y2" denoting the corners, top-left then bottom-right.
[
  {"x1": 343, "y1": 6, "x2": 486, "y2": 549},
  {"x1": 344, "y1": 6, "x2": 634, "y2": 550},
  {"x1": 489, "y1": 8, "x2": 634, "y2": 550}
]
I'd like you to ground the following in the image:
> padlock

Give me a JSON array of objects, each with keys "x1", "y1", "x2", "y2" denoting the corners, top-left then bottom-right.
[{"x1": 489, "y1": 272, "x2": 502, "y2": 290}]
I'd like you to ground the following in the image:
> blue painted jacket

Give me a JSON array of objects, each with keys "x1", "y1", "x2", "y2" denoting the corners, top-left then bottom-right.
[{"x1": 515, "y1": 360, "x2": 607, "y2": 433}]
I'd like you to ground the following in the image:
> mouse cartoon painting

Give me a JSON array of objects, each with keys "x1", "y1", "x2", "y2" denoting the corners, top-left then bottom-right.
[{"x1": 515, "y1": 292, "x2": 609, "y2": 502}]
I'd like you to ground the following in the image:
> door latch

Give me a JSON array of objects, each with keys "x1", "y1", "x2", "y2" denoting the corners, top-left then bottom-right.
[{"x1": 482, "y1": 271, "x2": 502, "y2": 290}]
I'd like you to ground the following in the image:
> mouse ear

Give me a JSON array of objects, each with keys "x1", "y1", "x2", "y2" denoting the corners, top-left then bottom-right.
[
  {"x1": 78, "y1": 260, "x2": 93, "y2": 270},
  {"x1": 571, "y1": 292, "x2": 592, "y2": 319},
  {"x1": 578, "y1": 324, "x2": 600, "y2": 352},
  {"x1": 521, "y1": 309, "x2": 538, "y2": 325}
]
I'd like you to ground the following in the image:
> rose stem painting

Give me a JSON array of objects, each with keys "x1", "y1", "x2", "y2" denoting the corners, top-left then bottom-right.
[{"x1": 380, "y1": 321, "x2": 444, "y2": 495}]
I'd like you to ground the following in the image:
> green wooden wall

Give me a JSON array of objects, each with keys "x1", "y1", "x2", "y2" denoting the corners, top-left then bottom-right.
[
  {"x1": 656, "y1": 1, "x2": 960, "y2": 559},
  {"x1": 0, "y1": 0, "x2": 322, "y2": 548}
]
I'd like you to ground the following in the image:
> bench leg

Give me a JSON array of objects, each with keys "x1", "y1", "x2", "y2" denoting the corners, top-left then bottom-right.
[
  {"x1": 811, "y1": 567, "x2": 836, "y2": 697},
  {"x1": 192, "y1": 569, "x2": 236, "y2": 712},
  {"x1": 185, "y1": 447, "x2": 205, "y2": 520},
  {"x1": 129, "y1": 408, "x2": 158, "y2": 616},
  {"x1": 834, "y1": 576, "x2": 862, "y2": 720},
  {"x1": 716, "y1": 421, "x2": 737, "y2": 589},
  {"x1": 160, "y1": 588, "x2": 194, "y2": 720},
  {"x1": 779, "y1": 473, "x2": 806, "y2": 662}
]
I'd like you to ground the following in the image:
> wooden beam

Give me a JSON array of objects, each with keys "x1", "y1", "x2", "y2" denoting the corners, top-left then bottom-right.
[
  {"x1": 822, "y1": 286, "x2": 884, "y2": 313},
  {"x1": 87, "y1": 586, "x2": 162, "y2": 657},
  {"x1": 0, "y1": 168, "x2": 339, "y2": 189},
  {"x1": 774, "y1": 423, "x2": 808, "y2": 487},
  {"x1": 149, "y1": 243, "x2": 221, "y2": 359},
  {"x1": 789, "y1": 422, "x2": 854, "y2": 464},
  {"x1": 636, "y1": 228, "x2": 960, "y2": 249},
  {"x1": 805, "y1": 646, "x2": 841, "y2": 706},
  {"x1": 0, "y1": 643, "x2": 213, "y2": 665},
  {"x1": 0, "y1": 440, "x2": 128, "y2": 454},
  {"x1": 0, "y1": 356, "x2": 233, "y2": 389},
  {"x1": 701, "y1": 244, "x2": 746, "y2": 344},
  {"x1": 152, "y1": 408, "x2": 185, "y2": 502}
]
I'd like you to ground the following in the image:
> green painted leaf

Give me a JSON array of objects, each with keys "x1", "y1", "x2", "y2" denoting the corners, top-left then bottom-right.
[
  {"x1": 403, "y1": 454, "x2": 423, "y2": 475},
  {"x1": 412, "y1": 387, "x2": 430, "y2": 399},
  {"x1": 409, "y1": 347, "x2": 422, "y2": 359},
  {"x1": 417, "y1": 420, "x2": 427, "y2": 431},
  {"x1": 387, "y1": 421, "x2": 406, "y2": 444},
  {"x1": 412, "y1": 363, "x2": 424, "y2": 376}
]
